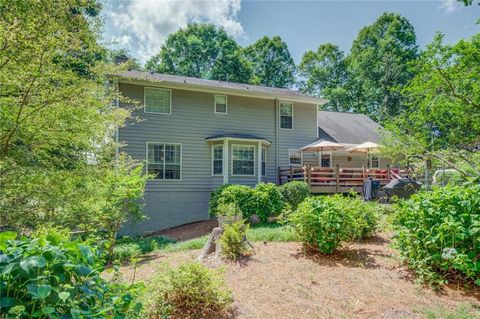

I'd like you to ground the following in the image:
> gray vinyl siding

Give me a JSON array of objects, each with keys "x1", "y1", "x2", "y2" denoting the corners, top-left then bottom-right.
[{"x1": 117, "y1": 82, "x2": 317, "y2": 233}]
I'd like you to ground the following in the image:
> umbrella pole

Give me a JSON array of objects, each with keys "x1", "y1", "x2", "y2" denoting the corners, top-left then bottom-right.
[
  {"x1": 320, "y1": 148, "x2": 323, "y2": 168},
  {"x1": 367, "y1": 149, "x2": 370, "y2": 169}
]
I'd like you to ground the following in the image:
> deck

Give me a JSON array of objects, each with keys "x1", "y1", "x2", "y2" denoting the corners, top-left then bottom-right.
[{"x1": 278, "y1": 165, "x2": 411, "y2": 194}]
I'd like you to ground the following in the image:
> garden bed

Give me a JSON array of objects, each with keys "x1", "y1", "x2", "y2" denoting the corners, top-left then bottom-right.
[{"x1": 120, "y1": 233, "x2": 480, "y2": 319}]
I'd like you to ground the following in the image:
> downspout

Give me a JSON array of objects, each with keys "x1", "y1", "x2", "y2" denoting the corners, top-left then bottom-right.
[
  {"x1": 274, "y1": 98, "x2": 279, "y2": 183},
  {"x1": 114, "y1": 78, "x2": 120, "y2": 159}
]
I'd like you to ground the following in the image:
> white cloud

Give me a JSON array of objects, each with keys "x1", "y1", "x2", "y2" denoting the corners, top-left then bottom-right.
[
  {"x1": 105, "y1": 0, "x2": 245, "y2": 63},
  {"x1": 439, "y1": 0, "x2": 462, "y2": 13}
]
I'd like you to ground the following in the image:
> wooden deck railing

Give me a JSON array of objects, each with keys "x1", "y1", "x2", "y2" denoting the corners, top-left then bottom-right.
[{"x1": 278, "y1": 165, "x2": 411, "y2": 194}]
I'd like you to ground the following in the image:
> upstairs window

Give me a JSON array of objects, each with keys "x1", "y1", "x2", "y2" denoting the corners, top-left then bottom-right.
[
  {"x1": 147, "y1": 142, "x2": 181, "y2": 180},
  {"x1": 145, "y1": 87, "x2": 171, "y2": 114},
  {"x1": 212, "y1": 145, "x2": 223, "y2": 175},
  {"x1": 289, "y1": 149, "x2": 302, "y2": 166},
  {"x1": 280, "y1": 102, "x2": 293, "y2": 129},
  {"x1": 261, "y1": 147, "x2": 266, "y2": 176},
  {"x1": 214, "y1": 95, "x2": 227, "y2": 114},
  {"x1": 232, "y1": 145, "x2": 255, "y2": 176}
]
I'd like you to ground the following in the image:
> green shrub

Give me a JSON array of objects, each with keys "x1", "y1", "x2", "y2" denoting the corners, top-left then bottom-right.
[
  {"x1": 252, "y1": 183, "x2": 284, "y2": 222},
  {"x1": 209, "y1": 184, "x2": 255, "y2": 218},
  {"x1": 347, "y1": 197, "x2": 378, "y2": 240},
  {"x1": 219, "y1": 221, "x2": 249, "y2": 260},
  {"x1": 279, "y1": 181, "x2": 310, "y2": 210},
  {"x1": 217, "y1": 202, "x2": 242, "y2": 217},
  {"x1": 144, "y1": 262, "x2": 233, "y2": 319},
  {"x1": 392, "y1": 184, "x2": 480, "y2": 286},
  {"x1": 0, "y1": 232, "x2": 143, "y2": 318},
  {"x1": 289, "y1": 195, "x2": 378, "y2": 254},
  {"x1": 114, "y1": 236, "x2": 175, "y2": 263},
  {"x1": 289, "y1": 196, "x2": 355, "y2": 254}
]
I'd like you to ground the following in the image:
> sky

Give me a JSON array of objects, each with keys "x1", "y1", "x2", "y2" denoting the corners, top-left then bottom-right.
[{"x1": 103, "y1": 0, "x2": 480, "y2": 64}]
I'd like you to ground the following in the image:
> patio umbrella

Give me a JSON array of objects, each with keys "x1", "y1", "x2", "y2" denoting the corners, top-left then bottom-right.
[
  {"x1": 346, "y1": 141, "x2": 381, "y2": 168},
  {"x1": 301, "y1": 140, "x2": 344, "y2": 167}
]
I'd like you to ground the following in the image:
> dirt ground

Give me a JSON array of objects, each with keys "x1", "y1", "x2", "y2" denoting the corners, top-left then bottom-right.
[{"x1": 122, "y1": 233, "x2": 480, "y2": 319}]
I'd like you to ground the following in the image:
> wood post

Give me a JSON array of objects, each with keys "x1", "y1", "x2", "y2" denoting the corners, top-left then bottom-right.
[
  {"x1": 278, "y1": 166, "x2": 282, "y2": 185},
  {"x1": 335, "y1": 164, "x2": 340, "y2": 193},
  {"x1": 303, "y1": 165, "x2": 307, "y2": 183},
  {"x1": 362, "y1": 165, "x2": 367, "y2": 181},
  {"x1": 306, "y1": 164, "x2": 311, "y2": 187},
  {"x1": 387, "y1": 164, "x2": 391, "y2": 181},
  {"x1": 289, "y1": 166, "x2": 293, "y2": 182}
]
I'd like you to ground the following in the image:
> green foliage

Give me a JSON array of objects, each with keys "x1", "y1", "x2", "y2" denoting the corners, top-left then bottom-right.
[
  {"x1": 209, "y1": 183, "x2": 285, "y2": 223},
  {"x1": 423, "y1": 304, "x2": 480, "y2": 319},
  {"x1": 289, "y1": 195, "x2": 378, "y2": 254},
  {"x1": 349, "y1": 12, "x2": 418, "y2": 121},
  {"x1": 298, "y1": 43, "x2": 352, "y2": 111},
  {"x1": 289, "y1": 196, "x2": 355, "y2": 254},
  {"x1": 219, "y1": 221, "x2": 249, "y2": 261},
  {"x1": 114, "y1": 236, "x2": 175, "y2": 263},
  {"x1": 244, "y1": 36, "x2": 296, "y2": 88},
  {"x1": 209, "y1": 184, "x2": 256, "y2": 219},
  {"x1": 383, "y1": 32, "x2": 480, "y2": 176},
  {"x1": 217, "y1": 202, "x2": 242, "y2": 218},
  {"x1": 145, "y1": 23, "x2": 252, "y2": 83},
  {"x1": 0, "y1": 233, "x2": 143, "y2": 318},
  {"x1": 0, "y1": 0, "x2": 146, "y2": 237},
  {"x1": 143, "y1": 262, "x2": 233, "y2": 319},
  {"x1": 392, "y1": 184, "x2": 480, "y2": 286},
  {"x1": 278, "y1": 181, "x2": 310, "y2": 210},
  {"x1": 247, "y1": 223, "x2": 300, "y2": 242},
  {"x1": 252, "y1": 183, "x2": 285, "y2": 223}
]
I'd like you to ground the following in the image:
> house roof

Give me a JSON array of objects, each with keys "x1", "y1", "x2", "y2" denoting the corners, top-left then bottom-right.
[
  {"x1": 113, "y1": 70, "x2": 326, "y2": 104},
  {"x1": 205, "y1": 133, "x2": 271, "y2": 145},
  {"x1": 317, "y1": 111, "x2": 384, "y2": 144}
]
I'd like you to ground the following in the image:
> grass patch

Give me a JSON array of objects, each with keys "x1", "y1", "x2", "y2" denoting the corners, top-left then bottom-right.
[
  {"x1": 423, "y1": 304, "x2": 480, "y2": 319},
  {"x1": 115, "y1": 223, "x2": 299, "y2": 262}
]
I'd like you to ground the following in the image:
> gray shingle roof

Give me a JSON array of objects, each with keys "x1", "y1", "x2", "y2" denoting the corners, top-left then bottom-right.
[
  {"x1": 205, "y1": 133, "x2": 271, "y2": 144},
  {"x1": 114, "y1": 70, "x2": 324, "y2": 104},
  {"x1": 317, "y1": 111, "x2": 384, "y2": 144}
]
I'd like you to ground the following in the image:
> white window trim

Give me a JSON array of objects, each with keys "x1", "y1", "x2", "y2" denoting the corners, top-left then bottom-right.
[
  {"x1": 288, "y1": 149, "x2": 303, "y2": 167},
  {"x1": 279, "y1": 101, "x2": 294, "y2": 130},
  {"x1": 370, "y1": 154, "x2": 380, "y2": 169},
  {"x1": 145, "y1": 142, "x2": 182, "y2": 181},
  {"x1": 144, "y1": 87, "x2": 172, "y2": 115},
  {"x1": 211, "y1": 144, "x2": 223, "y2": 176},
  {"x1": 319, "y1": 151, "x2": 333, "y2": 168},
  {"x1": 214, "y1": 94, "x2": 228, "y2": 115},
  {"x1": 231, "y1": 144, "x2": 256, "y2": 176},
  {"x1": 261, "y1": 146, "x2": 266, "y2": 177}
]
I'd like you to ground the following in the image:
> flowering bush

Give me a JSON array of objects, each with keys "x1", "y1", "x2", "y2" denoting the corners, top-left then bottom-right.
[{"x1": 392, "y1": 184, "x2": 480, "y2": 286}]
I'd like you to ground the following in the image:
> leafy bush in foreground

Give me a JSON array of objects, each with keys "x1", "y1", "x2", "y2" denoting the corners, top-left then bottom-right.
[
  {"x1": 392, "y1": 184, "x2": 480, "y2": 286},
  {"x1": 144, "y1": 262, "x2": 233, "y2": 319},
  {"x1": 289, "y1": 195, "x2": 378, "y2": 254},
  {"x1": 279, "y1": 181, "x2": 310, "y2": 210},
  {"x1": 252, "y1": 183, "x2": 284, "y2": 222},
  {"x1": 209, "y1": 184, "x2": 255, "y2": 218},
  {"x1": 0, "y1": 231, "x2": 143, "y2": 318},
  {"x1": 290, "y1": 196, "x2": 353, "y2": 254},
  {"x1": 209, "y1": 183, "x2": 285, "y2": 222},
  {"x1": 219, "y1": 221, "x2": 250, "y2": 260}
]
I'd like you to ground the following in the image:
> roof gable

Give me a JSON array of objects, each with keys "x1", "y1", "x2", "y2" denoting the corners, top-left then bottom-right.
[{"x1": 317, "y1": 111, "x2": 384, "y2": 144}]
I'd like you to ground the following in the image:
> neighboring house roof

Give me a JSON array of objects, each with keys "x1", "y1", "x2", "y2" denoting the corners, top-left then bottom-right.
[
  {"x1": 317, "y1": 111, "x2": 384, "y2": 144},
  {"x1": 205, "y1": 133, "x2": 271, "y2": 145},
  {"x1": 113, "y1": 70, "x2": 326, "y2": 105}
]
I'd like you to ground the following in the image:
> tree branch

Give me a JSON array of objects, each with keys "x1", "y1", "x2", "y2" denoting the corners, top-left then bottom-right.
[{"x1": 436, "y1": 68, "x2": 480, "y2": 110}]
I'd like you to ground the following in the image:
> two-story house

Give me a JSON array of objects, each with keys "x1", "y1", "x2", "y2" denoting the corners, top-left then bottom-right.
[
  {"x1": 114, "y1": 70, "x2": 403, "y2": 235},
  {"x1": 114, "y1": 71, "x2": 326, "y2": 234}
]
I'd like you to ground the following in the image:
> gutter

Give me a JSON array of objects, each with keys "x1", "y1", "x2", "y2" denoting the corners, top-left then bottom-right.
[{"x1": 275, "y1": 98, "x2": 279, "y2": 183}]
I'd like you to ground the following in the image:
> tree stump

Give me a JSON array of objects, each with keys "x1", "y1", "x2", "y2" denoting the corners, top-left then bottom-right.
[{"x1": 198, "y1": 227, "x2": 224, "y2": 261}]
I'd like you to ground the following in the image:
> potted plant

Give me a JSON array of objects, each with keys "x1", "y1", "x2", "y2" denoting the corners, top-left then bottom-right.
[{"x1": 217, "y1": 203, "x2": 242, "y2": 228}]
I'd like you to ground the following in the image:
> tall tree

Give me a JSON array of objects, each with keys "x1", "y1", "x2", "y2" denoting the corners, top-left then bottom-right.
[
  {"x1": 299, "y1": 43, "x2": 351, "y2": 111},
  {"x1": 145, "y1": 23, "x2": 252, "y2": 83},
  {"x1": 384, "y1": 32, "x2": 480, "y2": 176},
  {"x1": 244, "y1": 36, "x2": 296, "y2": 88},
  {"x1": 350, "y1": 12, "x2": 418, "y2": 122},
  {"x1": 0, "y1": 0, "x2": 146, "y2": 231}
]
